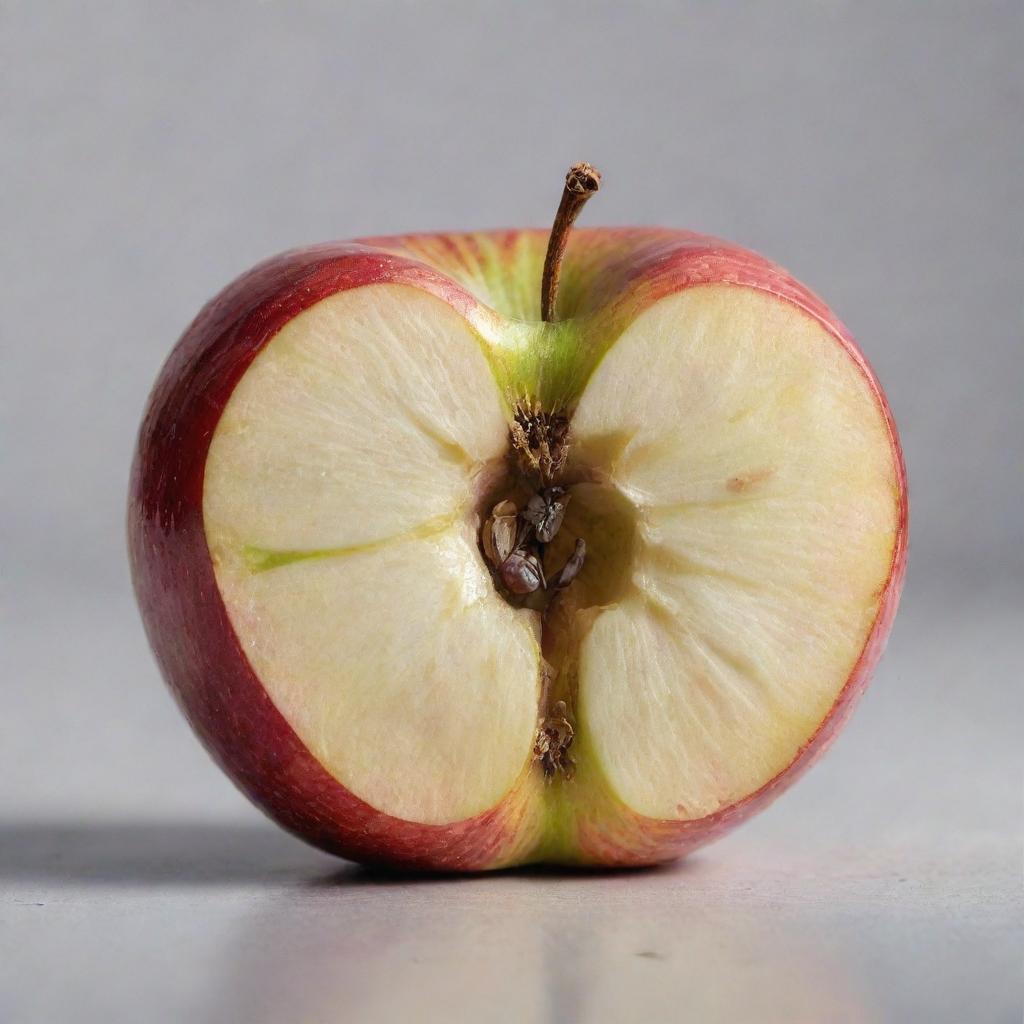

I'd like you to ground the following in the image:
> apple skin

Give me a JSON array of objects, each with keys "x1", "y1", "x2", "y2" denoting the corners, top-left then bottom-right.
[{"x1": 129, "y1": 229, "x2": 907, "y2": 871}]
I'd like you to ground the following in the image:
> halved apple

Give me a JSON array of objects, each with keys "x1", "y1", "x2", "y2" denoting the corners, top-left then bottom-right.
[{"x1": 130, "y1": 216, "x2": 905, "y2": 869}]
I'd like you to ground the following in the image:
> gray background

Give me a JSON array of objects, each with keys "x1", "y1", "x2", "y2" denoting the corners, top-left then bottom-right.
[{"x1": 2, "y1": 2, "x2": 1021, "y2": 1022}]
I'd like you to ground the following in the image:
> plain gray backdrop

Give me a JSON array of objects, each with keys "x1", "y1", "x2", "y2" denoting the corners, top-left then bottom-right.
[{"x1": 2, "y1": 3, "x2": 1021, "y2": 1022}]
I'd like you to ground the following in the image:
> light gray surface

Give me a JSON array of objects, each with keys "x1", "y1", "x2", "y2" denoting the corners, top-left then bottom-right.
[
  {"x1": 2, "y1": 3, "x2": 1021, "y2": 1022},
  {"x1": 3, "y1": 588, "x2": 1022, "y2": 1023}
]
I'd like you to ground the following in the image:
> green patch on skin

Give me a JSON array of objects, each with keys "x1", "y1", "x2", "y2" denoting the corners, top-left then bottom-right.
[
  {"x1": 470, "y1": 234, "x2": 547, "y2": 323},
  {"x1": 243, "y1": 513, "x2": 457, "y2": 574}
]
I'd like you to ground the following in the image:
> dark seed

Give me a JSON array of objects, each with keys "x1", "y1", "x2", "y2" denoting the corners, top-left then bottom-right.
[
  {"x1": 500, "y1": 550, "x2": 545, "y2": 595},
  {"x1": 550, "y1": 538, "x2": 586, "y2": 590},
  {"x1": 523, "y1": 487, "x2": 570, "y2": 543}
]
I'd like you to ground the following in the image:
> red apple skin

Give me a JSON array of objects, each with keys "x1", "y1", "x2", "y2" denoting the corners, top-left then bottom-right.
[{"x1": 129, "y1": 229, "x2": 907, "y2": 871}]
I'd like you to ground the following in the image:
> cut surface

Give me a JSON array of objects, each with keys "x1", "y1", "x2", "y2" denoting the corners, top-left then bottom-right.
[
  {"x1": 570, "y1": 285, "x2": 901, "y2": 820},
  {"x1": 202, "y1": 275, "x2": 901, "y2": 836},
  {"x1": 204, "y1": 285, "x2": 540, "y2": 824}
]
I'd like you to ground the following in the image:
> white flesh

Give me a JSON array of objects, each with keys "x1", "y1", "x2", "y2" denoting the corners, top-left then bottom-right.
[
  {"x1": 204, "y1": 286, "x2": 540, "y2": 824},
  {"x1": 571, "y1": 286, "x2": 900, "y2": 820}
]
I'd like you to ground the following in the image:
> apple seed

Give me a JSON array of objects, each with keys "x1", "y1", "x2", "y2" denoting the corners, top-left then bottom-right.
[
  {"x1": 549, "y1": 538, "x2": 586, "y2": 591},
  {"x1": 523, "y1": 487, "x2": 570, "y2": 543},
  {"x1": 499, "y1": 548, "x2": 546, "y2": 596}
]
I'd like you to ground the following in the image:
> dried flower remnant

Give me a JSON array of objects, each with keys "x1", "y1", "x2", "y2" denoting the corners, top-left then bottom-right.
[
  {"x1": 534, "y1": 700, "x2": 575, "y2": 780},
  {"x1": 510, "y1": 404, "x2": 571, "y2": 486}
]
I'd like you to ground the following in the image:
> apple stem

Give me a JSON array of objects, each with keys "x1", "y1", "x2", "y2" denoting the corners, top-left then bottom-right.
[{"x1": 541, "y1": 163, "x2": 601, "y2": 322}]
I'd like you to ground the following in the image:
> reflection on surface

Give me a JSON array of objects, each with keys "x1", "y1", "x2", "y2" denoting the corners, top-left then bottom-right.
[
  {"x1": 5, "y1": 819, "x2": 1018, "y2": 1022},
  {"x1": 197, "y1": 857, "x2": 875, "y2": 1024}
]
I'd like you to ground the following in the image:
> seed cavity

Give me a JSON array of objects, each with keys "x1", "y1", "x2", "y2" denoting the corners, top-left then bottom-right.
[
  {"x1": 484, "y1": 403, "x2": 588, "y2": 784},
  {"x1": 481, "y1": 490, "x2": 586, "y2": 601}
]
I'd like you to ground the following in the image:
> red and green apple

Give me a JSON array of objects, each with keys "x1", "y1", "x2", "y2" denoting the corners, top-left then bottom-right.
[{"x1": 129, "y1": 166, "x2": 906, "y2": 870}]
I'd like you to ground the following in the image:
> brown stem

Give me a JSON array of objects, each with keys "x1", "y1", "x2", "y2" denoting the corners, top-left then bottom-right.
[{"x1": 541, "y1": 163, "x2": 601, "y2": 322}]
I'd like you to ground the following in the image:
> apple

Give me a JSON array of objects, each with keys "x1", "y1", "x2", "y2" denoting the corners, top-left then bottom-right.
[{"x1": 129, "y1": 166, "x2": 906, "y2": 870}]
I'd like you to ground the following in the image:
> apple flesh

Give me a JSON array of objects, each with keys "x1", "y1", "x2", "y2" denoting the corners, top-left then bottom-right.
[{"x1": 129, "y1": 228, "x2": 906, "y2": 870}]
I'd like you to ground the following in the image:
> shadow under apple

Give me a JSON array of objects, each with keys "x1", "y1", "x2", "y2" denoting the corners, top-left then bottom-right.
[{"x1": 0, "y1": 819, "x2": 342, "y2": 887}]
